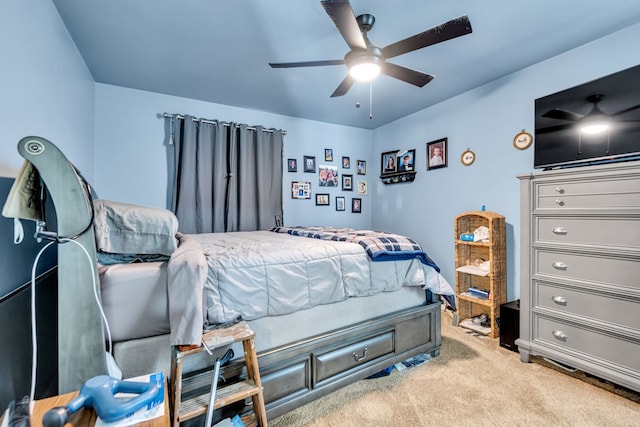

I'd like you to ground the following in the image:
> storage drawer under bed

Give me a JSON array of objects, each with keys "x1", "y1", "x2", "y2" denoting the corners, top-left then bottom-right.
[{"x1": 313, "y1": 330, "x2": 395, "y2": 386}]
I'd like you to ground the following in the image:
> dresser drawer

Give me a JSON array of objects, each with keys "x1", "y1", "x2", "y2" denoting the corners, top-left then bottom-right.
[
  {"x1": 534, "y1": 249, "x2": 640, "y2": 289},
  {"x1": 313, "y1": 331, "x2": 394, "y2": 386},
  {"x1": 533, "y1": 315, "x2": 640, "y2": 372},
  {"x1": 535, "y1": 176, "x2": 640, "y2": 210},
  {"x1": 535, "y1": 217, "x2": 640, "y2": 250},
  {"x1": 534, "y1": 281, "x2": 640, "y2": 330}
]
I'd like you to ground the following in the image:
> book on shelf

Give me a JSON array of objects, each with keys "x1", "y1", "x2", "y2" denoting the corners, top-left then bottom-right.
[{"x1": 468, "y1": 287, "x2": 490, "y2": 298}]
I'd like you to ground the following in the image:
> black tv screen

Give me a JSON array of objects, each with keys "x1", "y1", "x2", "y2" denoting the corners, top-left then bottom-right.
[{"x1": 534, "y1": 64, "x2": 640, "y2": 169}]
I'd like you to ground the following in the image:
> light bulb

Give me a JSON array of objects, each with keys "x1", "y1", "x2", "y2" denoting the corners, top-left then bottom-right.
[
  {"x1": 349, "y1": 63, "x2": 380, "y2": 82},
  {"x1": 580, "y1": 122, "x2": 609, "y2": 135}
]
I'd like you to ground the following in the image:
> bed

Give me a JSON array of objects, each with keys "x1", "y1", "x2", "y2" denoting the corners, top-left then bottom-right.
[{"x1": 6, "y1": 137, "x2": 455, "y2": 421}]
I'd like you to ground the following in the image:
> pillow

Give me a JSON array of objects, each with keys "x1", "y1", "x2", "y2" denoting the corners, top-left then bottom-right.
[{"x1": 93, "y1": 199, "x2": 179, "y2": 256}]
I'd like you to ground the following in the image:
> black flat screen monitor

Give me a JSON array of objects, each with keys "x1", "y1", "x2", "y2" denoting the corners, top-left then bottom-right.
[{"x1": 534, "y1": 64, "x2": 640, "y2": 169}]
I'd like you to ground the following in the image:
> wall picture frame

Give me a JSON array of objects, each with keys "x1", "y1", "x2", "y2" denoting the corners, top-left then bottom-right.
[
  {"x1": 426, "y1": 138, "x2": 447, "y2": 170},
  {"x1": 342, "y1": 156, "x2": 350, "y2": 169},
  {"x1": 396, "y1": 149, "x2": 416, "y2": 172},
  {"x1": 335, "y1": 196, "x2": 345, "y2": 211},
  {"x1": 342, "y1": 174, "x2": 353, "y2": 191},
  {"x1": 357, "y1": 181, "x2": 367, "y2": 196},
  {"x1": 324, "y1": 148, "x2": 333, "y2": 162},
  {"x1": 315, "y1": 193, "x2": 330, "y2": 206},
  {"x1": 318, "y1": 165, "x2": 339, "y2": 187},
  {"x1": 381, "y1": 150, "x2": 398, "y2": 175},
  {"x1": 287, "y1": 158, "x2": 297, "y2": 172},
  {"x1": 356, "y1": 160, "x2": 366, "y2": 175},
  {"x1": 303, "y1": 155, "x2": 316, "y2": 173},
  {"x1": 291, "y1": 181, "x2": 311, "y2": 199},
  {"x1": 352, "y1": 197, "x2": 362, "y2": 213}
]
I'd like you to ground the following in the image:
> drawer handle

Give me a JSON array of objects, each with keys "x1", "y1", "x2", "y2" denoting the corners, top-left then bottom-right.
[
  {"x1": 554, "y1": 186, "x2": 564, "y2": 194},
  {"x1": 552, "y1": 261, "x2": 568, "y2": 270},
  {"x1": 552, "y1": 296, "x2": 568, "y2": 305},
  {"x1": 552, "y1": 330, "x2": 568, "y2": 341},
  {"x1": 554, "y1": 199, "x2": 565, "y2": 206},
  {"x1": 352, "y1": 347, "x2": 368, "y2": 362},
  {"x1": 552, "y1": 227, "x2": 568, "y2": 235}
]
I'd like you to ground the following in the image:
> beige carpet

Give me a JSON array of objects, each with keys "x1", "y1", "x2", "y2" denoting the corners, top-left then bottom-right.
[{"x1": 270, "y1": 311, "x2": 640, "y2": 427}]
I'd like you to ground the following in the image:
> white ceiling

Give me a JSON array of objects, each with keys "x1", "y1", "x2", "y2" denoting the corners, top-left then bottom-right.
[{"x1": 51, "y1": 0, "x2": 640, "y2": 130}]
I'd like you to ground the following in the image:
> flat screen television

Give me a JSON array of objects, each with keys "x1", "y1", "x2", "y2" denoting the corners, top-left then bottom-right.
[{"x1": 534, "y1": 64, "x2": 640, "y2": 169}]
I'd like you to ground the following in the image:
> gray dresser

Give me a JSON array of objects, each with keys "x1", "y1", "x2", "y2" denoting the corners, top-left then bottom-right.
[{"x1": 516, "y1": 160, "x2": 640, "y2": 393}]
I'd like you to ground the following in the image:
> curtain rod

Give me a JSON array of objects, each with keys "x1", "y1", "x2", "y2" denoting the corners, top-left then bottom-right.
[{"x1": 163, "y1": 113, "x2": 286, "y2": 134}]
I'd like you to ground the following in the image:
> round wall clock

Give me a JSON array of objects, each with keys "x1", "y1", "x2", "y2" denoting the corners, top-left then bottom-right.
[
  {"x1": 461, "y1": 149, "x2": 476, "y2": 166},
  {"x1": 513, "y1": 129, "x2": 533, "y2": 150}
]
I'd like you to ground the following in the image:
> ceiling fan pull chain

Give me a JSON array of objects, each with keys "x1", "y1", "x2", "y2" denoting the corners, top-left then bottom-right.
[
  {"x1": 355, "y1": 82, "x2": 361, "y2": 109},
  {"x1": 369, "y1": 81, "x2": 373, "y2": 119}
]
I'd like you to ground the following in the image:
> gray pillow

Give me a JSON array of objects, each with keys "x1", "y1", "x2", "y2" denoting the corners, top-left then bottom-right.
[{"x1": 93, "y1": 199, "x2": 178, "y2": 256}]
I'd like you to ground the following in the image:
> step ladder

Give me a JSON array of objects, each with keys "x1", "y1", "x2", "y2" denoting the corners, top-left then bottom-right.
[{"x1": 170, "y1": 321, "x2": 268, "y2": 426}]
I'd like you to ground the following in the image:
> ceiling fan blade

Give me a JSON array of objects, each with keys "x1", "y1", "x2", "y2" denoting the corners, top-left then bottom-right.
[
  {"x1": 330, "y1": 75, "x2": 355, "y2": 97},
  {"x1": 381, "y1": 63, "x2": 435, "y2": 87},
  {"x1": 269, "y1": 59, "x2": 344, "y2": 68},
  {"x1": 382, "y1": 15, "x2": 472, "y2": 59},
  {"x1": 612, "y1": 103, "x2": 640, "y2": 117},
  {"x1": 542, "y1": 108, "x2": 584, "y2": 122},
  {"x1": 535, "y1": 124, "x2": 575, "y2": 135},
  {"x1": 321, "y1": 0, "x2": 367, "y2": 50}
]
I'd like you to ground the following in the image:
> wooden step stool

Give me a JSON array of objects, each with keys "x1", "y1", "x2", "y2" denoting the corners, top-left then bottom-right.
[{"x1": 170, "y1": 321, "x2": 268, "y2": 426}]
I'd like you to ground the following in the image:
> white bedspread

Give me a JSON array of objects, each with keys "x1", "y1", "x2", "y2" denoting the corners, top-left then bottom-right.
[{"x1": 167, "y1": 231, "x2": 453, "y2": 346}]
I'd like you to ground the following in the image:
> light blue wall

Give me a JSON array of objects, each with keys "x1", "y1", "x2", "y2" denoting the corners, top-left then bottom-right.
[
  {"x1": 372, "y1": 23, "x2": 640, "y2": 301},
  {"x1": 0, "y1": 0, "x2": 95, "y2": 179},
  {"x1": 94, "y1": 84, "x2": 373, "y2": 228}
]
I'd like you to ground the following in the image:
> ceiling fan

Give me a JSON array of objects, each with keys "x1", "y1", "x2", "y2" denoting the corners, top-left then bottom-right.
[
  {"x1": 269, "y1": 0, "x2": 473, "y2": 97},
  {"x1": 539, "y1": 94, "x2": 640, "y2": 135}
]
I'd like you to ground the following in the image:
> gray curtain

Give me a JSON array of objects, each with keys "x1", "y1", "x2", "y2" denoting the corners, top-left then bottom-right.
[{"x1": 171, "y1": 115, "x2": 284, "y2": 234}]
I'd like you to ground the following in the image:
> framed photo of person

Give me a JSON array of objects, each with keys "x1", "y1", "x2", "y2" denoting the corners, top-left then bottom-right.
[
  {"x1": 396, "y1": 149, "x2": 416, "y2": 172},
  {"x1": 325, "y1": 148, "x2": 333, "y2": 162},
  {"x1": 318, "y1": 165, "x2": 339, "y2": 187},
  {"x1": 342, "y1": 156, "x2": 350, "y2": 169},
  {"x1": 335, "y1": 196, "x2": 345, "y2": 211},
  {"x1": 352, "y1": 197, "x2": 362, "y2": 213},
  {"x1": 426, "y1": 138, "x2": 447, "y2": 170},
  {"x1": 315, "y1": 193, "x2": 330, "y2": 206},
  {"x1": 291, "y1": 181, "x2": 311, "y2": 199},
  {"x1": 357, "y1": 181, "x2": 367, "y2": 196},
  {"x1": 342, "y1": 174, "x2": 353, "y2": 191},
  {"x1": 287, "y1": 158, "x2": 297, "y2": 172},
  {"x1": 356, "y1": 160, "x2": 366, "y2": 175},
  {"x1": 303, "y1": 155, "x2": 316, "y2": 173},
  {"x1": 381, "y1": 150, "x2": 398, "y2": 175}
]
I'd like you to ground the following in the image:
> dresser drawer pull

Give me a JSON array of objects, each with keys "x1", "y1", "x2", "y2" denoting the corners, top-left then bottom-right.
[
  {"x1": 552, "y1": 330, "x2": 568, "y2": 341},
  {"x1": 554, "y1": 186, "x2": 564, "y2": 194},
  {"x1": 552, "y1": 296, "x2": 568, "y2": 305},
  {"x1": 552, "y1": 261, "x2": 568, "y2": 270},
  {"x1": 552, "y1": 227, "x2": 568, "y2": 235},
  {"x1": 554, "y1": 199, "x2": 565, "y2": 206},
  {"x1": 352, "y1": 347, "x2": 368, "y2": 362}
]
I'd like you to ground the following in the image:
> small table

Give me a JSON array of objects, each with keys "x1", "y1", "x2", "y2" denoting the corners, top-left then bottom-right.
[{"x1": 26, "y1": 379, "x2": 170, "y2": 427}]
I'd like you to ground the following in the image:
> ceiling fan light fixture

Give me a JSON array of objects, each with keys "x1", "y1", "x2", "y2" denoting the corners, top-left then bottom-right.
[
  {"x1": 580, "y1": 122, "x2": 609, "y2": 135},
  {"x1": 349, "y1": 62, "x2": 380, "y2": 81}
]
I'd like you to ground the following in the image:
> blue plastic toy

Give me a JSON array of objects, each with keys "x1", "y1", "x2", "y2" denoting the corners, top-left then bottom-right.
[{"x1": 42, "y1": 375, "x2": 162, "y2": 426}]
